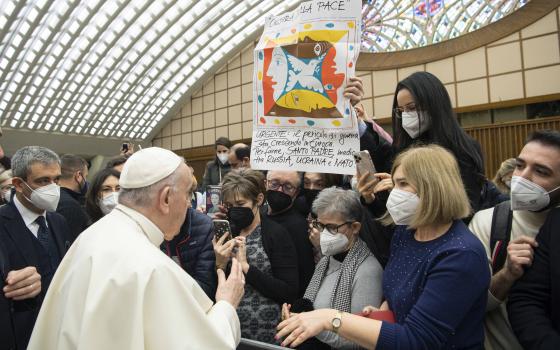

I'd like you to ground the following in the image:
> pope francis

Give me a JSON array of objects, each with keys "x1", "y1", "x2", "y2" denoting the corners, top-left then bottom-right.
[{"x1": 28, "y1": 147, "x2": 245, "y2": 350}]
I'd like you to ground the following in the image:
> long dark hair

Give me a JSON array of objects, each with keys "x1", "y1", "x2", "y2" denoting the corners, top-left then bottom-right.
[
  {"x1": 391, "y1": 72, "x2": 484, "y2": 176},
  {"x1": 85, "y1": 168, "x2": 121, "y2": 223}
]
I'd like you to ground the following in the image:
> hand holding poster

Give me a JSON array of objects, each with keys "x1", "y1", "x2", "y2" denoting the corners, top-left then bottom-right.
[{"x1": 251, "y1": 0, "x2": 362, "y2": 175}]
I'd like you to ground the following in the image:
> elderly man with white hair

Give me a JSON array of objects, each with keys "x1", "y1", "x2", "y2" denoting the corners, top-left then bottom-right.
[{"x1": 29, "y1": 147, "x2": 245, "y2": 350}]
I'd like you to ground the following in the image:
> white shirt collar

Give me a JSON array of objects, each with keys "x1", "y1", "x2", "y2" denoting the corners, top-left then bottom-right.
[
  {"x1": 115, "y1": 204, "x2": 164, "y2": 247},
  {"x1": 13, "y1": 194, "x2": 47, "y2": 228}
]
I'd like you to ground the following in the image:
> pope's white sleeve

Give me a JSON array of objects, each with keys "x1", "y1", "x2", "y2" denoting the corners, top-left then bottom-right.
[
  {"x1": 207, "y1": 300, "x2": 242, "y2": 346},
  {"x1": 143, "y1": 265, "x2": 240, "y2": 350}
]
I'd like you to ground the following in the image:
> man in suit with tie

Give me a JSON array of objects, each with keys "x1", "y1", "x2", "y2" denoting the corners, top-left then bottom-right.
[{"x1": 0, "y1": 146, "x2": 72, "y2": 349}]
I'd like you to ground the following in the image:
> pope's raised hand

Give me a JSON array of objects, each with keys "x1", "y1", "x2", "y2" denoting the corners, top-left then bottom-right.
[{"x1": 215, "y1": 258, "x2": 245, "y2": 309}]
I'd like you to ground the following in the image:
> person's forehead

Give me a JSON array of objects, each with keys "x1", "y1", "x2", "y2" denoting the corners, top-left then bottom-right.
[
  {"x1": 317, "y1": 211, "x2": 345, "y2": 224},
  {"x1": 268, "y1": 171, "x2": 298, "y2": 182},
  {"x1": 304, "y1": 172, "x2": 322, "y2": 182},
  {"x1": 28, "y1": 162, "x2": 61, "y2": 177},
  {"x1": 102, "y1": 175, "x2": 119, "y2": 187},
  {"x1": 396, "y1": 88, "x2": 414, "y2": 104},
  {"x1": 519, "y1": 142, "x2": 560, "y2": 171},
  {"x1": 392, "y1": 165, "x2": 405, "y2": 179},
  {"x1": 224, "y1": 192, "x2": 250, "y2": 203}
]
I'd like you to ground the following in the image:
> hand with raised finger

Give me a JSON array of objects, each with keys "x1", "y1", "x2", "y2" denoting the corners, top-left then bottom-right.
[
  {"x1": 282, "y1": 303, "x2": 291, "y2": 321},
  {"x1": 3, "y1": 266, "x2": 42, "y2": 300},
  {"x1": 234, "y1": 236, "x2": 250, "y2": 273},
  {"x1": 344, "y1": 77, "x2": 364, "y2": 106},
  {"x1": 354, "y1": 104, "x2": 372, "y2": 122},
  {"x1": 505, "y1": 235, "x2": 539, "y2": 280},
  {"x1": 215, "y1": 258, "x2": 245, "y2": 308},
  {"x1": 276, "y1": 309, "x2": 334, "y2": 348},
  {"x1": 308, "y1": 224, "x2": 321, "y2": 249},
  {"x1": 356, "y1": 170, "x2": 379, "y2": 204},
  {"x1": 212, "y1": 233, "x2": 235, "y2": 270}
]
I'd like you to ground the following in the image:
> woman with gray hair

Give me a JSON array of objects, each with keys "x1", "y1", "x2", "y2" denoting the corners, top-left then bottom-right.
[{"x1": 284, "y1": 187, "x2": 384, "y2": 349}]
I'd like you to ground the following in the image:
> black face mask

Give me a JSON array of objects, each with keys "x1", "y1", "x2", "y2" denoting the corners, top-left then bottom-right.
[
  {"x1": 227, "y1": 206, "x2": 255, "y2": 236},
  {"x1": 266, "y1": 190, "x2": 294, "y2": 213},
  {"x1": 302, "y1": 189, "x2": 321, "y2": 207}
]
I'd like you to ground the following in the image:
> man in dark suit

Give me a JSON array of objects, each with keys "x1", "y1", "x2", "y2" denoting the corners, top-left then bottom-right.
[
  {"x1": 0, "y1": 146, "x2": 72, "y2": 349},
  {"x1": 56, "y1": 154, "x2": 91, "y2": 241}
]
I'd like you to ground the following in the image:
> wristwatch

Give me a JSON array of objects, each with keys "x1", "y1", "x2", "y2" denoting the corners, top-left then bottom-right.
[{"x1": 331, "y1": 311, "x2": 343, "y2": 333}]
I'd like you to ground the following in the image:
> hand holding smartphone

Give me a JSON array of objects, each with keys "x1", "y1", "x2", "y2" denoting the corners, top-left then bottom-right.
[
  {"x1": 213, "y1": 220, "x2": 232, "y2": 242},
  {"x1": 353, "y1": 150, "x2": 377, "y2": 183}
]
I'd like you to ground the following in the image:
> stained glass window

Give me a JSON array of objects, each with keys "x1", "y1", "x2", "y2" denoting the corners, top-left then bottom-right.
[{"x1": 361, "y1": 0, "x2": 529, "y2": 52}]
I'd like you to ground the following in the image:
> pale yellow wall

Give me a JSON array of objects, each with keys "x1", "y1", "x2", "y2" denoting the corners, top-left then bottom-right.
[{"x1": 153, "y1": 7, "x2": 560, "y2": 150}]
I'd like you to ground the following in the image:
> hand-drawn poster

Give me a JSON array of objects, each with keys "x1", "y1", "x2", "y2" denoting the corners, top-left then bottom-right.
[{"x1": 251, "y1": 0, "x2": 362, "y2": 175}]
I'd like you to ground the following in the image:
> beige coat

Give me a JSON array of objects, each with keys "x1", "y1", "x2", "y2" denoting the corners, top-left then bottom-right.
[{"x1": 28, "y1": 205, "x2": 240, "y2": 350}]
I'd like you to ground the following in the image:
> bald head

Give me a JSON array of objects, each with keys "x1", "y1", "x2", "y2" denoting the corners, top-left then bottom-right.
[{"x1": 228, "y1": 143, "x2": 251, "y2": 169}]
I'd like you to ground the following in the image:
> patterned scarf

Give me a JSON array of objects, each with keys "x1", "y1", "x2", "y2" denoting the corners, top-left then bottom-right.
[{"x1": 304, "y1": 238, "x2": 371, "y2": 313}]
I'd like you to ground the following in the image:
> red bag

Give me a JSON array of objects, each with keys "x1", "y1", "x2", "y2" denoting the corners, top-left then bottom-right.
[{"x1": 357, "y1": 310, "x2": 396, "y2": 323}]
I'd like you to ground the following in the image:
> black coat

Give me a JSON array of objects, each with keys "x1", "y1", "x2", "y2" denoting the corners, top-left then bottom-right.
[
  {"x1": 262, "y1": 204, "x2": 315, "y2": 298},
  {"x1": 56, "y1": 187, "x2": 91, "y2": 243},
  {"x1": 161, "y1": 208, "x2": 217, "y2": 299},
  {"x1": 0, "y1": 199, "x2": 72, "y2": 350},
  {"x1": 245, "y1": 214, "x2": 300, "y2": 304},
  {"x1": 200, "y1": 158, "x2": 231, "y2": 191},
  {"x1": 508, "y1": 207, "x2": 560, "y2": 350}
]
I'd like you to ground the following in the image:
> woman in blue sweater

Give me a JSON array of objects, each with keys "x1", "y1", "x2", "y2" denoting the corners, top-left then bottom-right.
[{"x1": 277, "y1": 145, "x2": 490, "y2": 349}]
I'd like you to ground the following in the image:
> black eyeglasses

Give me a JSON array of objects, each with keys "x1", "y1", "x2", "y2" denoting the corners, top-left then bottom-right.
[
  {"x1": 267, "y1": 180, "x2": 297, "y2": 194},
  {"x1": 311, "y1": 220, "x2": 353, "y2": 234}
]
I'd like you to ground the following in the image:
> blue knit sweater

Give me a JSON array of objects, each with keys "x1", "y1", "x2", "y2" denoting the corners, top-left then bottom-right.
[{"x1": 377, "y1": 220, "x2": 489, "y2": 350}]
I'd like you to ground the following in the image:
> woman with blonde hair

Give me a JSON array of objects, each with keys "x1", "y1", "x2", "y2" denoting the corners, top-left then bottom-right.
[
  {"x1": 493, "y1": 158, "x2": 516, "y2": 194},
  {"x1": 277, "y1": 145, "x2": 490, "y2": 350}
]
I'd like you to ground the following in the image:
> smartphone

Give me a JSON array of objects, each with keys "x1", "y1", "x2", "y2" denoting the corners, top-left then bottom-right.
[
  {"x1": 206, "y1": 185, "x2": 222, "y2": 217},
  {"x1": 353, "y1": 150, "x2": 377, "y2": 183},
  {"x1": 213, "y1": 220, "x2": 231, "y2": 241},
  {"x1": 121, "y1": 143, "x2": 129, "y2": 152}
]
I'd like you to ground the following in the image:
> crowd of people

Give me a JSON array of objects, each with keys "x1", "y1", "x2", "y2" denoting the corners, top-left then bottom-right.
[{"x1": 0, "y1": 71, "x2": 559, "y2": 350}]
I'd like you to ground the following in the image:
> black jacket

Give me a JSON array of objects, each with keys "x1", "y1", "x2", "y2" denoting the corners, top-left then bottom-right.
[
  {"x1": 161, "y1": 208, "x2": 217, "y2": 299},
  {"x1": 508, "y1": 207, "x2": 560, "y2": 350},
  {"x1": 0, "y1": 199, "x2": 72, "y2": 350},
  {"x1": 262, "y1": 204, "x2": 315, "y2": 297},
  {"x1": 200, "y1": 158, "x2": 231, "y2": 191},
  {"x1": 56, "y1": 187, "x2": 91, "y2": 243},
  {"x1": 244, "y1": 214, "x2": 300, "y2": 304},
  {"x1": 0, "y1": 238, "x2": 16, "y2": 350}
]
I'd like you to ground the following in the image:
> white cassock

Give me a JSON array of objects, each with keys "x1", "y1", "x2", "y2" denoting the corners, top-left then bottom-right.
[{"x1": 28, "y1": 204, "x2": 240, "y2": 350}]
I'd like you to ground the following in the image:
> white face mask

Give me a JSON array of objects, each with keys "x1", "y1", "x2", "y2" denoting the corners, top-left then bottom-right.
[
  {"x1": 99, "y1": 192, "x2": 119, "y2": 215},
  {"x1": 510, "y1": 176, "x2": 560, "y2": 211},
  {"x1": 23, "y1": 182, "x2": 60, "y2": 212},
  {"x1": 401, "y1": 111, "x2": 430, "y2": 139},
  {"x1": 386, "y1": 188, "x2": 420, "y2": 225},
  {"x1": 320, "y1": 229, "x2": 349, "y2": 256},
  {"x1": 217, "y1": 153, "x2": 229, "y2": 165}
]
